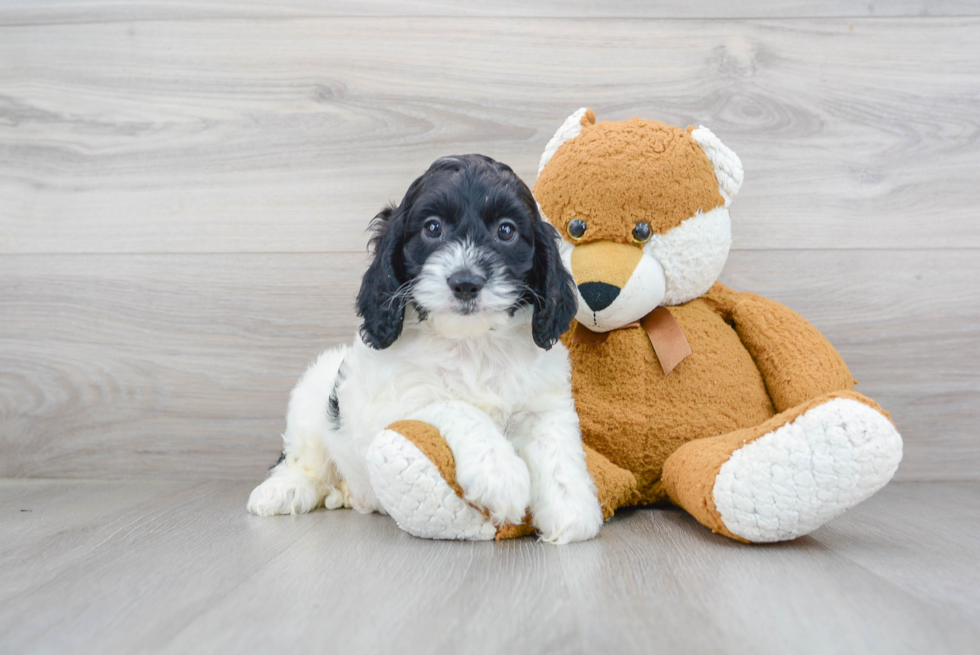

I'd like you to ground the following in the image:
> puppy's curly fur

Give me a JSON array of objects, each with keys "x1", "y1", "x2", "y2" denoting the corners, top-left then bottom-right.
[{"x1": 248, "y1": 155, "x2": 603, "y2": 544}]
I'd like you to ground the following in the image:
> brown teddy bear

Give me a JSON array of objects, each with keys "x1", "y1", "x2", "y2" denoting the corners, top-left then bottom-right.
[{"x1": 366, "y1": 109, "x2": 904, "y2": 543}]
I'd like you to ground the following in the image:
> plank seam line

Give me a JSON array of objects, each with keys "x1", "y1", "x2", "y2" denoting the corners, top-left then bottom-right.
[{"x1": 1, "y1": 15, "x2": 980, "y2": 29}]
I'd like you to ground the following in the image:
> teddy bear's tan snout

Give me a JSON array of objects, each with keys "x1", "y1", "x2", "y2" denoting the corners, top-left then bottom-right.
[
  {"x1": 566, "y1": 239, "x2": 667, "y2": 331},
  {"x1": 570, "y1": 241, "x2": 642, "y2": 311}
]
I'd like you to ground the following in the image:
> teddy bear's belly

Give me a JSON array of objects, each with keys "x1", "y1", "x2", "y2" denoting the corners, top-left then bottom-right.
[{"x1": 565, "y1": 300, "x2": 776, "y2": 504}]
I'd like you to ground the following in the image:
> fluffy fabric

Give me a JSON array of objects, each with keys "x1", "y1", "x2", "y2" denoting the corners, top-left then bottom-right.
[
  {"x1": 564, "y1": 242, "x2": 667, "y2": 332},
  {"x1": 713, "y1": 398, "x2": 903, "y2": 542},
  {"x1": 583, "y1": 445, "x2": 641, "y2": 518},
  {"x1": 535, "y1": 110, "x2": 902, "y2": 541},
  {"x1": 563, "y1": 296, "x2": 776, "y2": 504},
  {"x1": 645, "y1": 205, "x2": 732, "y2": 306},
  {"x1": 724, "y1": 290, "x2": 858, "y2": 412},
  {"x1": 690, "y1": 126, "x2": 744, "y2": 207},
  {"x1": 538, "y1": 107, "x2": 592, "y2": 174},
  {"x1": 367, "y1": 427, "x2": 498, "y2": 541},
  {"x1": 366, "y1": 422, "x2": 637, "y2": 541},
  {"x1": 404, "y1": 399, "x2": 530, "y2": 527},
  {"x1": 661, "y1": 390, "x2": 900, "y2": 542},
  {"x1": 534, "y1": 116, "x2": 725, "y2": 242}
]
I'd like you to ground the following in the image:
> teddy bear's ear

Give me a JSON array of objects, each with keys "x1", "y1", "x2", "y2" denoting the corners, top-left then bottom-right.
[
  {"x1": 538, "y1": 107, "x2": 596, "y2": 174},
  {"x1": 691, "y1": 126, "x2": 743, "y2": 207}
]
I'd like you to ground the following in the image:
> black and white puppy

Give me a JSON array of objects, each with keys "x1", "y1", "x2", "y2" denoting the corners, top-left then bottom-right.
[{"x1": 248, "y1": 155, "x2": 604, "y2": 543}]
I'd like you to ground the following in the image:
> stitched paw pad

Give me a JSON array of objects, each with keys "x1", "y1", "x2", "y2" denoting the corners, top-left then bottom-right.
[
  {"x1": 366, "y1": 430, "x2": 497, "y2": 541},
  {"x1": 713, "y1": 398, "x2": 903, "y2": 542}
]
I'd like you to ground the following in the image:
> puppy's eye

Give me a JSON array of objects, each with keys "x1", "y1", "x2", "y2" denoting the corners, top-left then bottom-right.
[
  {"x1": 632, "y1": 221, "x2": 652, "y2": 243},
  {"x1": 568, "y1": 219, "x2": 587, "y2": 240},
  {"x1": 423, "y1": 218, "x2": 443, "y2": 240},
  {"x1": 496, "y1": 220, "x2": 517, "y2": 243}
]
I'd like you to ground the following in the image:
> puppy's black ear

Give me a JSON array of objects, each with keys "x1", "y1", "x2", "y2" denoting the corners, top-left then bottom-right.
[
  {"x1": 528, "y1": 218, "x2": 577, "y2": 350},
  {"x1": 356, "y1": 205, "x2": 408, "y2": 349}
]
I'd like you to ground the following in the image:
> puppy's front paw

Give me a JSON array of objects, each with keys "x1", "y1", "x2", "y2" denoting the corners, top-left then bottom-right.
[
  {"x1": 532, "y1": 484, "x2": 604, "y2": 545},
  {"x1": 455, "y1": 448, "x2": 531, "y2": 527},
  {"x1": 247, "y1": 473, "x2": 322, "y2": 516},
  {"x1": 323, "y1": 479, "x2": 352, "y2": 510}
]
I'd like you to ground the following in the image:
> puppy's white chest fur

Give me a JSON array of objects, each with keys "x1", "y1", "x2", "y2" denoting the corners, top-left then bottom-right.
[
  {"x1": 341, "y1": 310, "x2": 571, "y2": 439},
  {"x1": 316, "y1": 310, "x2": 576, "y2": 519}
]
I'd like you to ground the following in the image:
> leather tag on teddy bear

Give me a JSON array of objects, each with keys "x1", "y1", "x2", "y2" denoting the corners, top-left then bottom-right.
[{"x1": 572, "y1": 307, "x2": 692, "y2": 376}]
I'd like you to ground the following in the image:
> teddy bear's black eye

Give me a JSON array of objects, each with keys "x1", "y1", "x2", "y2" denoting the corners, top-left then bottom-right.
[
  {"x1": 423, "y1": 218, "x2": 443, "y2": 240},
  {"x1": 568, "y1": 219, "x2": 587, "y2": 240},
  {"x1": 632, "y1": 221, "x2": 652, "y2": 243}
]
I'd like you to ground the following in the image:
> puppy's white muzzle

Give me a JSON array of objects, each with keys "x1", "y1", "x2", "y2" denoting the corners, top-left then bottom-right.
[{"x1": 412, "y1": 240, "x2": 520, "y2": 338}]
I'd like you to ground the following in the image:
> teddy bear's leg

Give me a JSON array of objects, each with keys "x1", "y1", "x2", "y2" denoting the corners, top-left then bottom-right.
[
  {"x1": 661, "y1": 390, "x2": 902, "y2": 543},
  {"x1": 366, "y1": 420, "x2": 638, "y2": 541},
  {"x1": 366, "y1": 420, "x2": 499, "y2": 540}
]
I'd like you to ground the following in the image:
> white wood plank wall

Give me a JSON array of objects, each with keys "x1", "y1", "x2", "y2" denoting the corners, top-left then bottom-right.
[{"x1": 1, "y1": 2, "x2": 978, "y2": 481}]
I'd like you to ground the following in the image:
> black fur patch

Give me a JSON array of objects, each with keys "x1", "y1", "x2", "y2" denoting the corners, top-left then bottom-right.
[
  {"x1": 326, "y1": 357, "x2": 348, "y2": 430},
  {"x1": 327, "y1": 390, "x2": 341, "y2": 429}
]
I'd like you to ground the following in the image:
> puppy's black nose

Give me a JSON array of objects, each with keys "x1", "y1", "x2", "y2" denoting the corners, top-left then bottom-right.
[
  {"x1": 448, "y1": 271, "x2": 486, "y2": 301},
  {"x1": 578, "y1": 282, "x2": 620, "y2": 312}
]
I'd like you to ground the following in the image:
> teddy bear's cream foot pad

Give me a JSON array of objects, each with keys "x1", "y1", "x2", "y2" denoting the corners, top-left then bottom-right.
[
  {"x1": 366, "y1": 429, "x2": 497, "y2": 541},
  {"x1": 712, "y1": 398, "x2": 903, "y2": 543}
]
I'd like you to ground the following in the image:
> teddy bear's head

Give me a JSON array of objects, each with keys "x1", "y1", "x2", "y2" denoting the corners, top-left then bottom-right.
[{"x1": 533, "y1": 108, "x2": 743, "y2": 332}]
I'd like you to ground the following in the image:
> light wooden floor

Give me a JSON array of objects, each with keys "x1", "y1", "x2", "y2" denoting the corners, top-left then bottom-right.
[{"x1": 2, "y1": 480, "x2": 979, "y2": 655}]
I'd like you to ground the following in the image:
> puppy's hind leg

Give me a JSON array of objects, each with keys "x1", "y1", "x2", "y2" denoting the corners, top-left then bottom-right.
[{"x1": 248, "y1": 346, "x2": 351, "y2": 516}]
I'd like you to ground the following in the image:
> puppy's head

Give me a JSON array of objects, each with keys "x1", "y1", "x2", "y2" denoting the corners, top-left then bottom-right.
[{"x1": 356, "y1": 154, "x2": 576, "y2": 350}]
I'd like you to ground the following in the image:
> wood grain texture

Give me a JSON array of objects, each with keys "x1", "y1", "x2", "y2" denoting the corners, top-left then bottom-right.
[
  {"x1": 815, "y1": 482, "x2": 980, "y2": 630},
  {"x1": 1, "y1": 479, "x2": 978, "y2": 654},
  {"x1": 1, "y1": 17, "x2": 979, "y2": 253},
  {"x1": 1, "y1": 0, "x2": 978, "y2": 25},
  {"x1": 0, "y1": 252, "x2": 366, "y2": 479},
  {"x1": 1, "y1": 249, "x2": 977, "y2": 481}
]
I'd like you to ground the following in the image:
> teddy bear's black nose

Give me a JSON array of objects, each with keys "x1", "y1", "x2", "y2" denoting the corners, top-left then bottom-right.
[{"x1": 578, "y1": 282, "x2": 620, "y2": 312}]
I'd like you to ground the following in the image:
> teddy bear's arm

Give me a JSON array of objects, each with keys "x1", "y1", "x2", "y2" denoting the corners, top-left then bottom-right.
[
  {"x1": 366, "y1": 420, "x2": 638, "y2": 541},
  {"x1": 702, "y1": 282, "x2": 856, "y2": 413}
]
